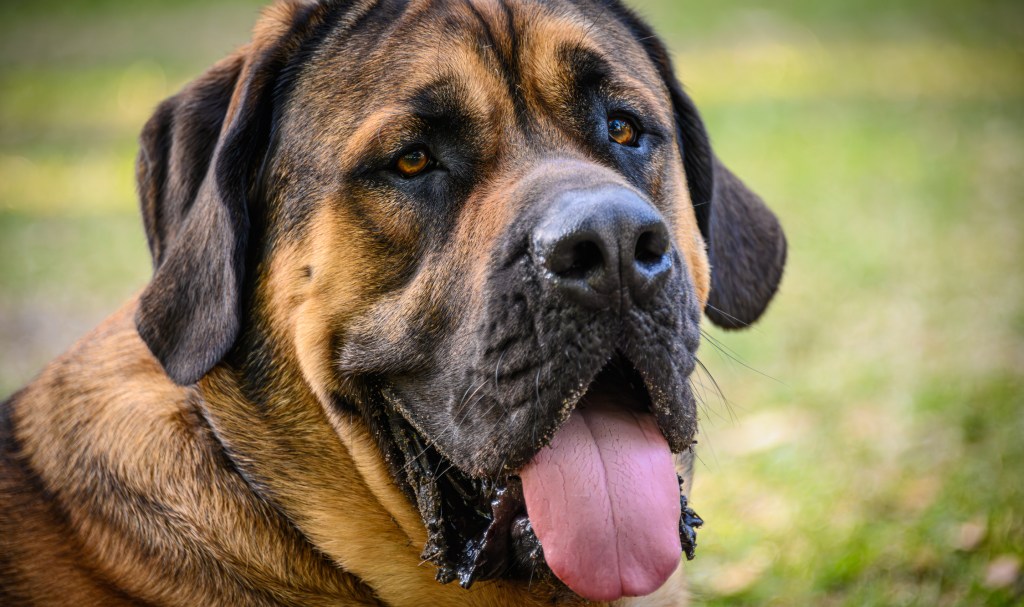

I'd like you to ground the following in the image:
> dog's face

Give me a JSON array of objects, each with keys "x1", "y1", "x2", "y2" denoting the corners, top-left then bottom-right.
[{"x1": 133, "y1": 0, "x2": 785, "y2": 602}]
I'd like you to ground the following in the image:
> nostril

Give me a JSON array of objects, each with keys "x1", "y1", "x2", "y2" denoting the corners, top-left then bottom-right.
[
  {"x1": 547, "y1": 238, "x2": 604, "y2": 279},
  {"x1": 635, "y1": 229, "x2": 669, "y2": 268},
  {"x1": 630, "y1": 225, "x2": 673, "y2": 305},
  {"x1": 563, "y1": 240, "x2": 603, "y2": 279}
]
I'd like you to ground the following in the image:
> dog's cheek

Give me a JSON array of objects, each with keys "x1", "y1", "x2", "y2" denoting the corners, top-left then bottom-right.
[
  {"x1": 293, "y1": 299, "x2": 341, "y2": 403},
  {"x1": 260, "y1": 242, "x2": 332, "y2": 402},
  {"x1": 268, "y1": 204, "x2": 385, "y2": 401},
  {"x1": 669, "y1": 163, "x2": 711, "y2": 307},
  {"x1": 402, "y1": 177, "x2": 529, "y2": 465}
]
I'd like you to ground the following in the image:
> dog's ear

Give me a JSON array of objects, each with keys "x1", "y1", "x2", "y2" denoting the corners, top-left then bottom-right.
[
  {"x1": 611, "y1": 3, "x2": 787, "y2": 329},
  {"x1": 659, "y1": 62, "x2": 787, "y2": 330},
  {"x1": 135, "y1": 1, "x2": 323, "y2": 384},
  {"x1": 703, "y1": 156, "x2": 787, "y2": 329}
]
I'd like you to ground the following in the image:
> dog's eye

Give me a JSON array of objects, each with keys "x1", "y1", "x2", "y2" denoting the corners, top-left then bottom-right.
[
  {"x1": 608, "y1": 116, "x2": 639, "y2": 147},
  {"x1": 395, "y1": 147, "x2": 432, "y2": 178}
]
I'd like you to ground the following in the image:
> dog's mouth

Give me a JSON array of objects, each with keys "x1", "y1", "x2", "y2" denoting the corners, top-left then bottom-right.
[
  {"x1": 374, "y1": 353, "x2": 702, "y2": 600},
  {"x1": 518, "y1": 357, "x2": 692, "y2": 601}
]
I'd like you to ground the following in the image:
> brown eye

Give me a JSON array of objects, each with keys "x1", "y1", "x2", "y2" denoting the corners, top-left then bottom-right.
[
  {"x1": 396, "y1": 148, "x2": 431, "y2": 177},
  {"x1": 608, "y1": 116, "x2": 639, "y2": 146}
]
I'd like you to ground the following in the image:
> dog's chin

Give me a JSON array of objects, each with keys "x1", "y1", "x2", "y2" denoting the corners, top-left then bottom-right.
[{"x1": 371, "y1": 353, "x2": 702, "y2": 597}]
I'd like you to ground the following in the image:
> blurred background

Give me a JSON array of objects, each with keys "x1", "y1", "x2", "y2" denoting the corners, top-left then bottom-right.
[{"x1": 1, "y1": 0, "x2": 1021, "y2": 604}]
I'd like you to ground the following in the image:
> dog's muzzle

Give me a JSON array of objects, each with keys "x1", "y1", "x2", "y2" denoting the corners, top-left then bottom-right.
[{"x1": 372, "y1": 174, "x2": 703, "y2": 600}]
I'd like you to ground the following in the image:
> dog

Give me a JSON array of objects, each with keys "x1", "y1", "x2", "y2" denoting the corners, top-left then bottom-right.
[{"x1": 0, "y1": 0, "x2": 786, "y2": 604}]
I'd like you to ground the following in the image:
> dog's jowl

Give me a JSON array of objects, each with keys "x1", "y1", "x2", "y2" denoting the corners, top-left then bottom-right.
[{"x1": 0, "y1": 1, "x2": 786, "y2": 605}]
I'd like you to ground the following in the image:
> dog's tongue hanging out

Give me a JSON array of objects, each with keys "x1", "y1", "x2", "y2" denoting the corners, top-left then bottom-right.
[{"x1": 520, "y1": 388, "x2": 682, "y2": 602}]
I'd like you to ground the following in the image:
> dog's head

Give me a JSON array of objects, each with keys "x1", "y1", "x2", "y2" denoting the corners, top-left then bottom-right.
[{"x1": 134, "y1": 0, "x2": 785, "y2": 602}]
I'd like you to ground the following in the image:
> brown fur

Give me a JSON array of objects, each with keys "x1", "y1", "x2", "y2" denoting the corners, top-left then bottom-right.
[
  {"x1": 1, "y1": 1, "x2": 786, "y2": 605},
  {"x1": 1, "y1": 306, "x2": 688, "y2": 606}
]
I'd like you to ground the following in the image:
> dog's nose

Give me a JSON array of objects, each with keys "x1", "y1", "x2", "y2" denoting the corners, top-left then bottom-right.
[{"x1": 533, "y1": 187, "x2": 672, "y2": 308}]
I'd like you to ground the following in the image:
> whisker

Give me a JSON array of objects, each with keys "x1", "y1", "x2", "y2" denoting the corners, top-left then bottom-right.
[
  {"x1": 700, "y1": 328, "x2": 788, "y2": 387},
  {"x1": 702, "y1": 302, "x2": 753, "y2": 329},
  {"x1": 688, "y1": 376, "x2": 712, "y2": 422},
  {"x1": 695, "y1": 356, "x2": 738, "y2": 424},
  {"x1": 494, "y1": 349, "x2": 507, "y2": 386},
  {"x1": 692, "y1": 439, "x2": 719, "y2": 474}
]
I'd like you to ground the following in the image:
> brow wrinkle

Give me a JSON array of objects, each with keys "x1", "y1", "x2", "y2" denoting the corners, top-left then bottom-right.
[{"x1": 462, "y1": 0, "x2": 529, "y2": 127}]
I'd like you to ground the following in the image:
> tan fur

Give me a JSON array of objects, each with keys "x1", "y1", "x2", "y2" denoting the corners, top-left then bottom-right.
[{"x1": 3, "y1": 304, "x2": 378, "y2": 606}]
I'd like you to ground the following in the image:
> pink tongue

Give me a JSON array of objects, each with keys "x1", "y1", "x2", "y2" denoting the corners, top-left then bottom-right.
[{"x1": 520, "y1": 399, "x2": 682, "y2": 602}]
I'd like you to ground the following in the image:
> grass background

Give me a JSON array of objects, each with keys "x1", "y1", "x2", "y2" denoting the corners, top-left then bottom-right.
[{"x1": 1, "y1": 0, "x2": 1022, "y2": 604}]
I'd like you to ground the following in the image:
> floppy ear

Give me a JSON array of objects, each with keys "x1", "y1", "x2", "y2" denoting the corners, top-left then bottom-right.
[
  {"x1": 608, "y1": 2, "x2": 787, "y2": 329},
  {"x1": 135, "y1": 0, "x2": 323, "y2": 385},
  {"x1": 703, "y1": 156, "x2": 787, "y2": 329},
  {"x1": 134, "y1": 53, "x2": 247, "y2": 386}
]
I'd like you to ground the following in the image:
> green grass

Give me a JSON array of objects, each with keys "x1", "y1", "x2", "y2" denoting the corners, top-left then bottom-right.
[{"x1": 1, "y1": 1, "x2": 1022, "y2": 604}]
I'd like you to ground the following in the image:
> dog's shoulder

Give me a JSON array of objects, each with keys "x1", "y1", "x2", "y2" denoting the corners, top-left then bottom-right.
[
  {"x1": 1, "y1": 301, "x2": 379, "y2": 605},
  {"x1": 0, "y1": 301, "x2": 169, "y2": 605},
  {"x1": 4, "y1": 299, "x2": 200, "y2": 495}
]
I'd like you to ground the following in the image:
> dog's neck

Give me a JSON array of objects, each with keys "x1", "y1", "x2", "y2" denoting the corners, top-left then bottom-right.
[
  {"x1": 8, "y1": 302, "x2": 377, "y2": 605},
  {"x1": 197, "y1": 343, "x2": 589, "y2": 606}
]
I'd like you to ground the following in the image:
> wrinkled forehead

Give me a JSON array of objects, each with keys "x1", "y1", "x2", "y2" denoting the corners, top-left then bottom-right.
[{"x1": 295, "y1": 0, "x2": 670, "y2": 132}]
